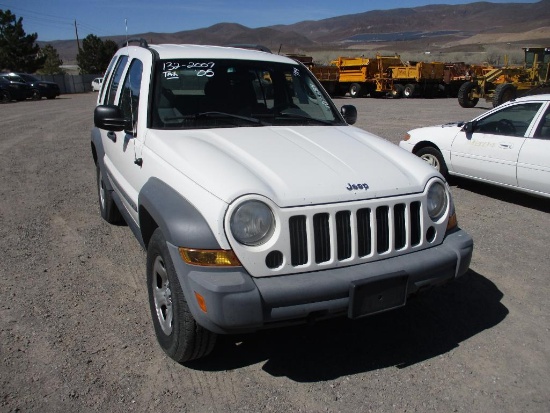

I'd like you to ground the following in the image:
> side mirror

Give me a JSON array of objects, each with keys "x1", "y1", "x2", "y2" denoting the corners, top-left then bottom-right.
[
  {"x1": 94, "y1": 105, "x2": 131, "y2": 131},
  {"x1": 462, "y1": 121, "x2": 476, "y2": 135},
  {"x1": 341, "y1": 105, "x2": 357, "y2": 125}
]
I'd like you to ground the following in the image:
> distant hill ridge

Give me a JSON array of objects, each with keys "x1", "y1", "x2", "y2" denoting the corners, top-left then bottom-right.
[{"x1": 43, "y1": 0, "x2": 550, "y2": 64}]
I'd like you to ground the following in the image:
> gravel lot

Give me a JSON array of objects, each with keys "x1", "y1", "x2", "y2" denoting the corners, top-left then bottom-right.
[{"x1": 1, "y1": 93, "x2": 549, "y2": 413}]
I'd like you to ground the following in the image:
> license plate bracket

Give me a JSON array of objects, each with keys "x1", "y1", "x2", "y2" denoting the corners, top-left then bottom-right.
[{"x1": 348, "y1": 272, "x2": 409, "y2": 319}]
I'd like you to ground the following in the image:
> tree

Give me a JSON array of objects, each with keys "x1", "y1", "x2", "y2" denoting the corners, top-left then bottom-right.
[
  {"x1": 38, "y1": 44, "x2": 64, "y2": 74},
  {"x1": 103, "y1": 40, "x2": 119, "y2": 64},
  {"x1": 0, "y1": 9, "x2": 44, "y2": 72},
  {"x1": 76, "y1": 34, "x2": 119, "y2": 74}
]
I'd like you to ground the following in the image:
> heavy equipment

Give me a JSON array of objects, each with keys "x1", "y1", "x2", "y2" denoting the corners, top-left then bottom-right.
[{"x1": 457, "y1": 47, "x2": 550, "y2": 108}]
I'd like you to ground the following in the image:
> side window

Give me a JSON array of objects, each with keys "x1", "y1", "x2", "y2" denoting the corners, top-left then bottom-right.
[
  {"x1": 105, "y1": 55, "x2": 128, "y2": 105},
  {"x1": 475, "y1": 102, "x2": 543, "y2": 137},
  {"x1": 534, "y1": 107, "x2": 550, "y2": 139},
  {"x1": 118, "y1": 59, "x2": 143, "y2": 128}
]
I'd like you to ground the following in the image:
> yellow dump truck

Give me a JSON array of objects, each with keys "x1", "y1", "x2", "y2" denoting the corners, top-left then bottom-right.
[
  {"x1": 389, "y1": 61, "x2": 446, "y2": 98},
  {"x1": 310, "y1": 55, "x2": 453, "y2": 98},
  {"x1": 328, "y1": 55, "x2": 402, "y2": 97}
]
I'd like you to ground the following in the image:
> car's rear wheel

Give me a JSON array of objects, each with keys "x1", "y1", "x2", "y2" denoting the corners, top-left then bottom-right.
[
  {"x1": 415, "y1": 146, "x2": 448, "y2": 177},
  {"x1": 147, "y1": 228, "x2": 217, "y2": 363}
]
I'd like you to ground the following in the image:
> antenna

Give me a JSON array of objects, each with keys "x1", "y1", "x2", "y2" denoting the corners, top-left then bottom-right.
[{"x1": 125, "y1": 19, "x2": 129, "y2": 50}]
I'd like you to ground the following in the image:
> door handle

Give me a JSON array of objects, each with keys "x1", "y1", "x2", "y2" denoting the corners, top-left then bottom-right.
[
  {"x1": 107, "y1": 131, "x2": 117, "y2": 143},
  {"x1": 499, "y1": 143, "x2": 512, "y2": 149}
]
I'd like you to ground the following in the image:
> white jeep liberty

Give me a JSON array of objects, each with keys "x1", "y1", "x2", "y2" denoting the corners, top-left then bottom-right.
[{"x1": 91, "y1": 40, "x2": 473, "y2": 363}]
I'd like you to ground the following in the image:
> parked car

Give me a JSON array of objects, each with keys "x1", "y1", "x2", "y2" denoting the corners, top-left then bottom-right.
[
  {"x1": 6, "y1": 72, "x2": 60, "y2": 99},
  {"x1": 400, "y1": 94, "x2": 550, "y2": 198},
  {"x1": 91, "y1": 77, "x2": 103, "y2": 91},
  {"x1": 91, "y1": 42, "x2": 473, "y2": 363},
  {"x1": 0, "y1": 75, "x2": 36, "y2": 100}
]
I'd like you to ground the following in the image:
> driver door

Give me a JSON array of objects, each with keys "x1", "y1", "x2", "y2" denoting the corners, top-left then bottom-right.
[
  {"x1": 99, "y1": 56, "x2": 147, "y2": 225},
  {"x1": 450, "y1": 102, "x2": 543, "y2": 186}
]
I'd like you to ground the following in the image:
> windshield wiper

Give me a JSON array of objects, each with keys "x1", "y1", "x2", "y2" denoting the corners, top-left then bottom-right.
[
  {"x1": 276, "y1": 111, "x2": 336, "y2": 125},
  {"x1": 192, "y1": 111, "x2": 267, "y2": 126},
  {"x1": 162, "y1": 112, "x2": 268, "y2": 127}
]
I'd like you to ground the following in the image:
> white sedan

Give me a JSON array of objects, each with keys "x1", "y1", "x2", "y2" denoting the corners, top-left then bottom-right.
[
  {"x1": 91, "y1": 77, "x2": 103, "y2": 92},
  {"x1": 399, "y1": 94, "x2": 550, "y2": 198}
]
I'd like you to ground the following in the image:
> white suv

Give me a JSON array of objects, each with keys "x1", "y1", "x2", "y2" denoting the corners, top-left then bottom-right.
[
  {"x1": 91, "y1": 41, "x2": 473, "y2": 363},
  {"x1": 91, "y1": 77, "x2": 103, "y2": 92}
]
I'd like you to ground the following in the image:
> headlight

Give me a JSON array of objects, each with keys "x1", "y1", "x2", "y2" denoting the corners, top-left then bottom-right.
[
  {"x1": 427, "y1": 181, "x2": 448, "y2": 221},
  {"x1": 230, "y1": 200, "x2": 275, "y2": 246}
]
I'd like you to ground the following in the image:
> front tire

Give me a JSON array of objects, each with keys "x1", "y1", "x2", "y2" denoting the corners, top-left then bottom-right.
[
  {"x1": 147, "y1": 228, "x2": 217, "y2": 363},
  {"x1": 492, "y1": 83, "x2": 517, "y2": 108},
  {"x1": 96, "y1": 164, "x2": 122, "y2": 224},
  {"x1": 415, "y1": 146, "x2": 448, "y2": 177},
  {"x1": 457, "y1": 81, "x2": 479, "y2": 108},
  {"x1": 0, "y1": 89, "x2": 10, "y2": 103}
]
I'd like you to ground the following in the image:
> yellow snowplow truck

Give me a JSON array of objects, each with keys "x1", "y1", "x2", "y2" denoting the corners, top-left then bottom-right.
[{"x1": 458, "y1": 47, "x2": 550, "y2": 108}]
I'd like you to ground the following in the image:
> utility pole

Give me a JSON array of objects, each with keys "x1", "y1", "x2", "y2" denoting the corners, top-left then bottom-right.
[{"x1": 74, "y1": 20, "x2": 81, "y2": 51}]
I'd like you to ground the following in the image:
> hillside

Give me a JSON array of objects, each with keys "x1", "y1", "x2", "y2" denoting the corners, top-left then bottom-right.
[{"x1": 43, "y1": 0, "x2": 550, "y2": 65}]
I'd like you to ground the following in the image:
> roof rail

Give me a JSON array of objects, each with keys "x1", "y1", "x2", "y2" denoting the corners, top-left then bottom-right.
[
  {"x1": 225, "y1": 44, "x2": 272, "y2": 53},
  {"x1": 123, "y1": 38, "x2": 149, "y2": 48}
]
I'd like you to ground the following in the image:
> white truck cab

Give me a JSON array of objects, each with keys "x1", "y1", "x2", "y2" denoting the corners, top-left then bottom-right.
[{"x1": 91, "y1": 40, "x2": 473, "y2": 363}]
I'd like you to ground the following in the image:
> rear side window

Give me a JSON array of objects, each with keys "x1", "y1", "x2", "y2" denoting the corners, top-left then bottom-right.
[
  {"x1": 105, "y1": 55, "x2": 128, "y2": 105},
  {"x1": 534, "y1": 107, "x2": 550, "y2": 139}
]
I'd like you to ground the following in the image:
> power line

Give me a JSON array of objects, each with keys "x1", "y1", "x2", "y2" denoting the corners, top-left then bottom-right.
[{"x1": 0, "y1": 3, "x2": 116, "y2": 38}]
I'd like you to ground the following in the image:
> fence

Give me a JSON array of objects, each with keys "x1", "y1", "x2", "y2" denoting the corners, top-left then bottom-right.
[{"x1": 35, "y1": 74, "x2": 102, "y2": 94}]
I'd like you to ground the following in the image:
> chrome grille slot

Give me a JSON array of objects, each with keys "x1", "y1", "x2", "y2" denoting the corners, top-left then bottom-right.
[
  {"x1": 410, "y1": 201, "x2": 421, "y2": 246},
  {"x1": 289, "y1": 215, "x2": 308, "y2": 266},
  {"x1": 357, "y1": 208, "x2": 372, "y2": 257},
  {"x1": 394, "y1": 203, "x2": 406, "y2": 250},
  {"x1": 313, "y1": 213, "x2": 330, "y2": 263},
  {"x1": 336, "y1": 211, "x2": 352, "y2": 260},
  {"x1": 376, "y1": 206, "x2": 390, "y2": 253}
]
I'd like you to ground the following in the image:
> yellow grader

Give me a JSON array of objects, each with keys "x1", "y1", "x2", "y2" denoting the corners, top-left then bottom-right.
[{"x1": 457, "y1": 47, "x2": 550, "y2": 108}]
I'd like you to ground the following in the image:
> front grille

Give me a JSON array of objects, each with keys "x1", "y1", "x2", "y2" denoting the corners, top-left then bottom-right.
[{"x1": 288, "y1": 201, "x2": 422, "y2": 267}]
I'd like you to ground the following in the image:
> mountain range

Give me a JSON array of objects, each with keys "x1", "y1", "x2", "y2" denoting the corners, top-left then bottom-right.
[{"x1": 44, "y1": 0, "x2": 550, "y2": 64}]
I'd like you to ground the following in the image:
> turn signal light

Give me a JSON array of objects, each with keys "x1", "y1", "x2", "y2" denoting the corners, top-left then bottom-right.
[
  {"x1": 194, "y1": 292, "x2": 207, "y2": 313},
  {"x1": 447, "y1": 211, "x2": 458, "y2": 230},
  {"x1": 179, "y1": 248, "x2": 242, "y2": 267}
]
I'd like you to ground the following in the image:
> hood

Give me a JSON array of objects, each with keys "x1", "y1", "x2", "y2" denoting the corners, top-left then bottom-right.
[
  {"x1": 409, "y1": 122, "x2": 464, "y2": 135},
  {"x1": 145, "y1": 126, "x2": 440, "y2": 207}
]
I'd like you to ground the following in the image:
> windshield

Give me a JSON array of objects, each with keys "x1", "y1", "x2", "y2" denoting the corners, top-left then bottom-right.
[{"x1": 151, "y1": 59, "x2": 345, "y2": 129}]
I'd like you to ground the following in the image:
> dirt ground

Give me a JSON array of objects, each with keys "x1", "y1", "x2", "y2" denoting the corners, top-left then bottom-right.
[{"x1": 1, "y1": 93, "x2": 548, "y2": 413}]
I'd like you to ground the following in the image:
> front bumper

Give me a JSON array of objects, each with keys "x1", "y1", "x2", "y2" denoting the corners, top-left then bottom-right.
[{"x1": 168, "y1": 228, "x2": 473, "y2": 334}]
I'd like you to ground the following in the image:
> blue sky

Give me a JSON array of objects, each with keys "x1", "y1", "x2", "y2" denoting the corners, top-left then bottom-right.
[{"x1": 0, "y1": 0, "x2": 540, "y2": 41}]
